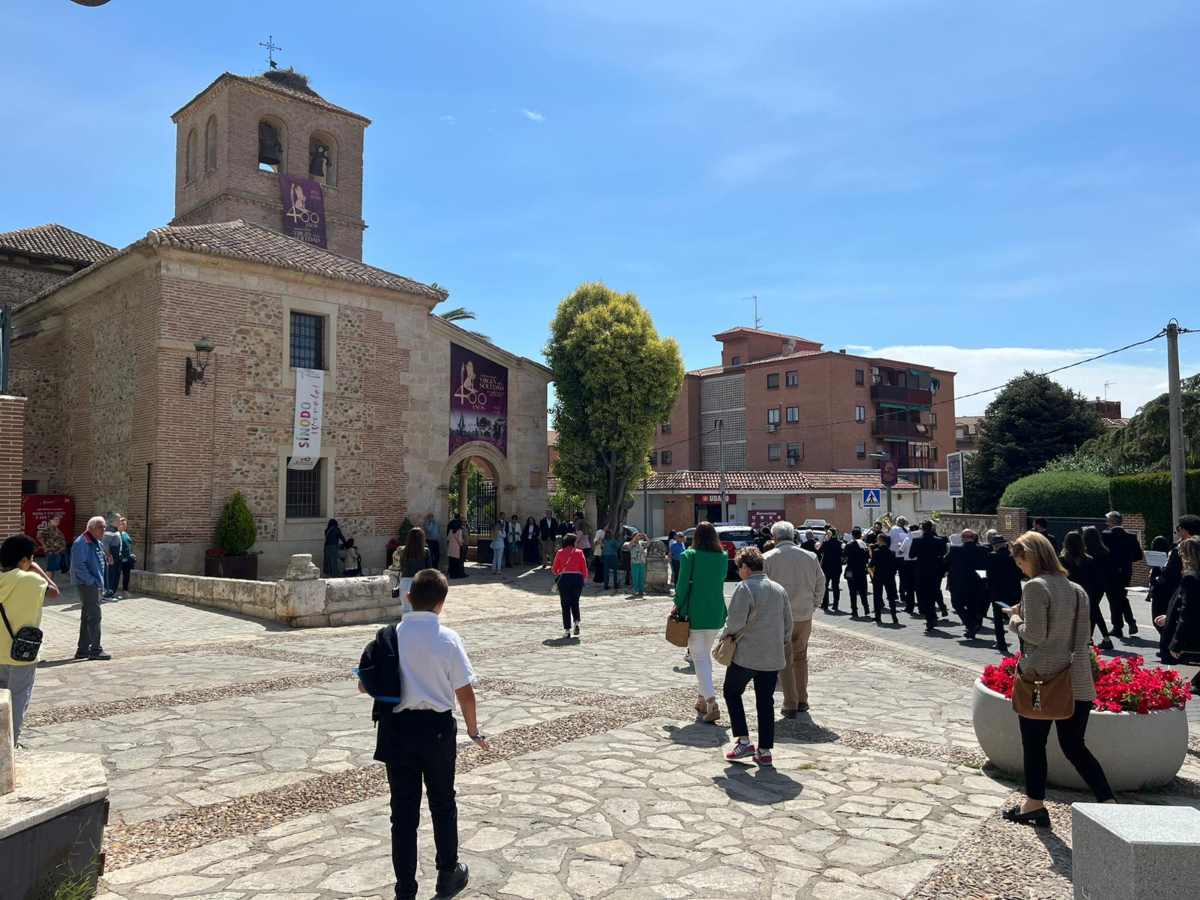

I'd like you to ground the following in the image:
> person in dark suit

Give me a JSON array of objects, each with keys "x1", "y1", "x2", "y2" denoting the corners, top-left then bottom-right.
[
  {"x1": 538, "y1": 511, "x2": 559, "y2": 567},
  {"x1": 1102, "y1": 511, "x2": 1144, "y2": 637},
  {"x1": 1152, "y1": 515, "x2": 1200, "y2": 661},
  {"x1": 909, "y1": 520, "x2": 948, "y2": 634},
  {"x1": 1032, "y1": 517, "x2": 1060, "y2": 554},
  {"x1": 1156, "y1": 536, "x2": 1200, "y2": 692},
  {"x1": 818, "y1": 528, "x2": 844, "y2": 612},
  {"x1": 983, "y1": 532, "x2": 1020, "y2": 654},
  {"x1": 844, "y1": 527, "x2": 871, "y2": 618},
  {"x1": 948, "y1": 530, "x2": 990, "y2": 639},
  {"x1": 869, "y1": 533, "x2": 900, "y2": 625}
]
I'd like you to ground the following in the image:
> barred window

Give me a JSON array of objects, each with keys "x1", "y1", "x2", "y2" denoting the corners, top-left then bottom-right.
[
  {"x1": 290, "y1": 312, "x2": 326, "y2": 370},
  {"x1": 286, "y1": 459, "x2": 323, "y2": 518}
]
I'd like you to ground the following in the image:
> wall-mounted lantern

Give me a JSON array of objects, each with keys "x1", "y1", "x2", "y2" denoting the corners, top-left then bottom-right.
[{"x1": 185, "y1": 338, "x2": 214, "y2": 395}]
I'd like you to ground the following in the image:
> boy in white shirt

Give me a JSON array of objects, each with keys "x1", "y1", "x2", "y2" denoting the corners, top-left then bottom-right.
[{"x1": 366, "y1": 569, "x2": 487, "y2": 900}]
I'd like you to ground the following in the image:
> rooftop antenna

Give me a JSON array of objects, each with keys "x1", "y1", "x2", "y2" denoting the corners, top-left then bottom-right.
[
  {"x1": 743, "y1": 294, "x2": 761, "y2": 329},
  {"x1": 259, "y1": 35, "x2": 282, "y2": 69},
  {"x1": 1104, "y1": 381, "x2": 1116, "y2": 400}
]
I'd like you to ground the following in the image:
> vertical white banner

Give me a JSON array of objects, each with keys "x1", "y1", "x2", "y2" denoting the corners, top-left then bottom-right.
[{"x1": 287, "y1": 368, "x2": 324, "y2": 470}]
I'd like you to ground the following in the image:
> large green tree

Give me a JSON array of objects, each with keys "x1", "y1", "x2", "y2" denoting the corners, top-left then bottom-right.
[
  {"x1": 965, "y1": 372, "x2": 1104, "y2": 512},
  {"x1": 1042, "y1": 374, "x2": 1200, "y2": 476},
  {"x1": 547, "y1": 282, "x2": 684, "y2": 531}
]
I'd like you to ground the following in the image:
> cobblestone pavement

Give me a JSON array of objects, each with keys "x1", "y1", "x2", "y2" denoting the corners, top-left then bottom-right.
[{"x1": 17, "y1": 565, "x2": 1200, "y2": 899}]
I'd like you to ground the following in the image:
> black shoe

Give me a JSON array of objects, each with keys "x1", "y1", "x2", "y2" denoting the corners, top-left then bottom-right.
[
  {"x1": 1001, "y1": 805, "x2": 1050, "y2": 827},
  {"x1": 924, "y1": 627, "x2": 936, "y2": 635},
  {"x1": 436, "y1": 863, "x2": 469, "y2": 898},
  {"x1": 74, "y1": 650, "x2": 90, "y2": 660},
  {"x1": 892, "y1": 617, "x2": 900, "y2": 626},
  {"x1": 781, "y1": 708, "x2": 798, "y2": 719},
  {"x1": 1111, "y1": 630, "x2": 1125, "y2": 640},
  {"x1": 874, "y1": 617, "x2": 882, "y2": 624},
  {"x1": 994, "y1": 643, "x2": 1011, "y2": 654},
  {"x1": 89, "y1": 650, "x2": 112, "y2": 661},
  {"x1": 396, "y1": 891, "x2": 417, "y2": 900},
  {"x1": 1128, "y1": 622, "x2": 1138, "y2": 635},
  {"x1": 1099, "y1": 639, "x2": 1114, "y2": 650}
]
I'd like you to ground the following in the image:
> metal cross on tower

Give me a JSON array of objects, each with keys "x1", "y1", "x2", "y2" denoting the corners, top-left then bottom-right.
[{"x1": 259, "y1": 35, "x2": 283, "y2": 69}]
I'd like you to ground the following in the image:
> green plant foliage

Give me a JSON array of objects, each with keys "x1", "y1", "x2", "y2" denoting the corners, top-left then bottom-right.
[
  {"x1": 999, "y1": 471, "x2": 1112, "y2": 517},
  {"x1": 964, "y1": 372, "x2": 1104, "y2": 512},
  {"x1": 549, "y1": 483, "x2": 586, "y2": 522},
  {"x1": 547, "y1": 282, "x2": 684, "y2": 531},
  {"x1": 215, "y1": 491, "x2": 257, "y2": 556},
  {"x1": 1109, "y1": 470, "x2": 1200, "y2": 543}
]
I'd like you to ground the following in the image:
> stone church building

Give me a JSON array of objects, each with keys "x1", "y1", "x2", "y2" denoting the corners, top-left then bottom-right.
[{"x1": 6, "y1": 68, "x2": 551, "y2": 575}]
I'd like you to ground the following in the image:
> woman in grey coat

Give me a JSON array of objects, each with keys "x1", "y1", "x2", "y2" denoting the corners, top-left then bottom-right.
[
  {"x1": 1002, "y1": 531, "x2": 1114, "y2": 826},
  {"x1": 718, "y1": 547, "x2": 793, "y2": 767}
]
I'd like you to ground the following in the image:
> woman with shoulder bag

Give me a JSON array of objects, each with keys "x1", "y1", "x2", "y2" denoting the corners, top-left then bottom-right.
[
  {"x1": 716, "y1": 546, "x2": 792, "y2": 767},
  {"x1": 672, "y1": 522, "x2": 728, "y2": 723},
  {"x1": 1155, "y1": 536, "x2": 1200, "y2": 692},
  {"x1": 1002, "y1": 532, "x2": 1115, "y2": 826}
]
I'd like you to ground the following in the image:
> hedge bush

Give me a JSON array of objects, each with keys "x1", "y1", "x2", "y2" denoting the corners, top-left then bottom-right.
[
  {"x1": 1109, "y1": 470, "x2": 1200, "y2": 543},
  {"x1": 215, "y1": 491, "x2": 257, "y2": 556},
  {"x1": 999, "y1": 471, "x2": 1112, "y2": 518}
]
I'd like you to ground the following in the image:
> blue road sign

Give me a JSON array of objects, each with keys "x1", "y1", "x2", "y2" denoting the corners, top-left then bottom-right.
[{"x1": 862, "y1": 488, "x2": 881, "y2": 508}]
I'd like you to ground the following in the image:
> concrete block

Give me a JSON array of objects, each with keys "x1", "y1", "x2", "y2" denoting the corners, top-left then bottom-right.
[
  {"x1": 276, "y1": 579, "x2": 327, "y2": 619},
  {"x1": 194, "y1": 577, "x2": 218, "y2": 603},
  {"x1": 1073, "y1": 803, "x2": 1200, "y2": 900},
  {"x1": 290, "y1": 613, "x2": 332, "y2": 628}
]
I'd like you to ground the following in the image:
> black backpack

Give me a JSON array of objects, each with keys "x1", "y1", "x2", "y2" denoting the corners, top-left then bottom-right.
[{"x1": 357, "y1": 623, "x2": 404, "y2": 722}]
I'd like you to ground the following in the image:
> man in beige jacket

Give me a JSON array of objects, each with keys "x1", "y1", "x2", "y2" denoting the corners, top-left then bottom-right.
[{"x1": 764, "y1": 520, "x2": 826, "y2": 716}]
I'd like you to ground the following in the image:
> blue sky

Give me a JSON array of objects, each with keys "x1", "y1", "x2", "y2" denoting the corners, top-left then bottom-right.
[{"x1": 5, "y1": 1, "x2": 1200, "y2": 413}]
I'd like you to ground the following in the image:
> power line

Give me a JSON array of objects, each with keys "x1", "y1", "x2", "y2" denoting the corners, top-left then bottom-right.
[{"x1": 646, "y1": 328, "x2": 1170, "y2": 457}]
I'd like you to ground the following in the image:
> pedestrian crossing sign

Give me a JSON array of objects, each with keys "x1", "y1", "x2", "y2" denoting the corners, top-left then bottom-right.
[{"x1": 862, "y1": 488, "x2": 881, "y2": 508}]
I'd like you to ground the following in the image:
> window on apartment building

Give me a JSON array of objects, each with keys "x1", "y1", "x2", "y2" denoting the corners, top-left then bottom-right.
[
  {"x1": 855, "y1": 368, "x2": 865, "y2": 386},
  {"x1": 286, "y1": 459, "x2": 323, "y2": 518},
  {"x1": 932, "y1": 446, "x2": 938, "y2": 462},
  {"x1": 767, "y1": 408, "x2": 781, "y2": 425},
  {"x1": 731, "y1": 355, "x2": 741, "y2": 366},
  {"x1": 661, "y1": 450, "x2": 672, "y2": 465},
  {"x1": 20, "y1": 480, "x2": 38, "y2": 495},
  {"x1": 768, "y1": 443, "x2": 782, "y2": 462},
  {"x1": 856, "y1": 442, "x2": 866, "y2": 460},
  {"x1": 786, "y1": 443, "x2": 802, "y2": 464},
  {"x1": 920, "y1": 472, "x2": 939, "y2": 490},
  {"x1": 855, "y1": 405, "x2": 866, "y2": 423},
  {"x1": 766, "y1": 373, "x2": 780, "y2": 389},
  {"x1": 649, "y1": 452, "x2": 658, "y2": 466},
  {"x1": 660, "y1": 422, "x2": 672, "y2": 434},
  {"x1": 927, "y1": 412, "x2": 938, "y2": 427},
  {"x1": 870, "y1": 367, "x2": 881, "y2": 385},
  {"x1": 290, "y1": 311, "x2": 326, "y2": 369},
  {"x1": 785, "y1": 370, "x2": 798, "y2": 387},
  {"x1": 786, "y1": 406, "x2": 799, "y2": 424}
]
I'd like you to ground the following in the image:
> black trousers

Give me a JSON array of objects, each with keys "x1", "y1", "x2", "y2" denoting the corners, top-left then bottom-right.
[
  {"x1": 558, "y1": 573, "x2": 583, "y2": 630},
  {"x1": 427, "y1": 540, "x2": 441, "y2": 570},
  {"x1": 916, "y1": 576, "x2": 942, "y2": 629},
  {"x1": 1018, "y1": 701, "x2": 1114, "y2": 802},
  {"x1": 1106, "y1": 578, "x2": 1136, "y2": 632},
  {"x1": 899, "y1": 561, "x2": 916, "y2": 611},
  {"x1": 949, "y1": 587, "x2": 969, "y2": 622},
  {"x1": 76, "y1": 583, "x2": 102, "y2": 655},
  {"x1": 872, "y1": 575, "x2": 898, "y2": 621},
  {"x1": 1086, "y1": 589, "x2": 1110, "y2": 642},
  {"x1": 847, "y1": 568, "x2": 869, "y2": 615},
  {"x1": 723, "y1": 662, "x2": 778, "y2": 750},
  {"x1": 384, "y1": 710, "x2": 459, "y2": 897},
  {"x1": 121, "y1": 559, "x2": 134, "y2": 591},
  {"x1": 821, "y1": 568, "x2": 841, "y2": 608}
]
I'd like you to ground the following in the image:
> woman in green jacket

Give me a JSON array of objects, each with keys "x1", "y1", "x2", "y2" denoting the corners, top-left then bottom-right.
[{"x1": 673, "y1": 522, "x2": 729, "y2": 723}]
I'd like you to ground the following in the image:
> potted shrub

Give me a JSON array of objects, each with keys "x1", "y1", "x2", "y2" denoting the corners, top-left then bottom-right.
[
  {"x1": 973, "y1": 650, "x2": 1191, "y2": 791},
  {"x1": 204, "y1": 491, "x2": 259, "y2": 580}
]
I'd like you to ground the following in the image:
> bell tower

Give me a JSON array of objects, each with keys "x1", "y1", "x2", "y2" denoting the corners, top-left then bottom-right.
[{"x1": 170, "y1": 68, "x2": 369, "y2": 260}]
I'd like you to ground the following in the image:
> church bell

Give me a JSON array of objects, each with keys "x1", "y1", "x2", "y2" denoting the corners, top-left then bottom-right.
[{"x1": 258, "y1": 122, "x2": 283, "y2": 167}]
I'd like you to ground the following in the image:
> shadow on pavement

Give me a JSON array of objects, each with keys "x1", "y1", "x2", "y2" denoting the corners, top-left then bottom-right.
[{"x1": 712, "y1": 764, "x2": 804, "y2": 804}]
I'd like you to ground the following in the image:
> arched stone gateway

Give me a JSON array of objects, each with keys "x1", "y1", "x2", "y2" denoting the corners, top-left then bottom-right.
[{"x1": 439, "y1": 441, "x2": 515, "y2": 529}]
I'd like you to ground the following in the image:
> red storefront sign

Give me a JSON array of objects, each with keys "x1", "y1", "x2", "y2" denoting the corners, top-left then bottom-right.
[
  {"x1": 22, "y1": 495, "x2": 75, "y2": 554},
  {"x1": 696, "y1": 494, "x2": 736, "y2": 504}
]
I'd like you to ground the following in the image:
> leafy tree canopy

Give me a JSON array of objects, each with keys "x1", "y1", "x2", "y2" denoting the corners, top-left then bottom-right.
[
  {"x1": 547, "y1": 282, "x2": 684, "y2": 531},
  {"x1": 964, "y1": 372, "x2": 1103, "y2": 512},
  {"x1": 1041, "y1": 374, "x2": 1200, "y2": 476}
]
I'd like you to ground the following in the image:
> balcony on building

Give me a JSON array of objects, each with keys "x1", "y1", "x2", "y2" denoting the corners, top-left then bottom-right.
[
  {"x1": 871, "y1": 417, "x2": 925, "y2": 438},
  {"x1": 869, "y1": 382, "x2": 933, "y2": 406}
]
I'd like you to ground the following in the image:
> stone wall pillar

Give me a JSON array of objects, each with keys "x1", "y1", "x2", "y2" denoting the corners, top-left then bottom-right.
[
  {"x1": 0, "y1": 396, "x2": 26, "y2": 535},
  {"x1": 275, "y1": 553, "x2": 328, "y2": 625}
]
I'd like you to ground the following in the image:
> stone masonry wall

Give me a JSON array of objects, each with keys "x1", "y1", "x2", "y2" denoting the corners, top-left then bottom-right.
[
  {"x1": 0, "y1": 259, "x2": 72, "y2": 308},
  {"x1": 0, "y1": 396, "x2": 26, "y2": 535}
]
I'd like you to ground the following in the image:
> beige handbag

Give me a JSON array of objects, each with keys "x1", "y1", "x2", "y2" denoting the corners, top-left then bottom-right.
[{"x1": 712, "y1": 597, "x2": 758, "y2": 666}]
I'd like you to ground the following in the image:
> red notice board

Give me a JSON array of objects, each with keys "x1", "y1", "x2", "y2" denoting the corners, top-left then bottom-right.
[{"x1": 22, "y1": 495, "x2": 75, "y2": 554}]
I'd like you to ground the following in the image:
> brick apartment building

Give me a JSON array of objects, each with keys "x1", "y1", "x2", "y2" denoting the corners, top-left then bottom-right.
[
  {"x1": 631, "y1": 327, "x2": 955, "y2": 534},
  {"x1": 5, "y1": 68, "x2": 550, "y2": 575}
]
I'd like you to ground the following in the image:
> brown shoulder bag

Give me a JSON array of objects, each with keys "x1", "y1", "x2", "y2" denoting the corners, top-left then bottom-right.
[{"x1": 1011, "y1": 585, "x2": 1080, "y2": 720}]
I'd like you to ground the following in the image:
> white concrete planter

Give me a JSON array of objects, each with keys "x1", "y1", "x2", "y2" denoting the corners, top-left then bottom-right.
[{"x1": 972, "y1": 679, "x2": 1188, "y2": 792}]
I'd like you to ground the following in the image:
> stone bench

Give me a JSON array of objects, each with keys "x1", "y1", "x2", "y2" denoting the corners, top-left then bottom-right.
[{"x1": 1073, "y1": 803, "x2": 1200, "y2": 899}]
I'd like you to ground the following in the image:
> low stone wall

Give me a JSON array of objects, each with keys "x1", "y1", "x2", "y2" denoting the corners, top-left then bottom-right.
[
  {"x1": 937, "y1": 507, "x2": 1028, "y2": 539},
  {"x1": 130, "y1": 554, "x2": 402, "y2": 627}
]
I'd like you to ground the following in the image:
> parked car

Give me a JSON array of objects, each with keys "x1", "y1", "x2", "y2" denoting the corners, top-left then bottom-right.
[{"x1": 799, "y1": 518, "x2": 828, "y2": 532}]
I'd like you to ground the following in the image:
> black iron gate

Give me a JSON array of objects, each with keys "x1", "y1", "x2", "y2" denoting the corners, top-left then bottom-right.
[
  {"x1": 467, "y1": 477, "x2": 497, "y2": 536},
  {"x1": 1038, "y1": 516, "x2": 1108, "y2": 546}
]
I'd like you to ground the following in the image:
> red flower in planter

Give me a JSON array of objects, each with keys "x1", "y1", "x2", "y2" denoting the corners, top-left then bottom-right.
[{"x1": 981, "y1": 651, "x2": 1192, "y2": 713}]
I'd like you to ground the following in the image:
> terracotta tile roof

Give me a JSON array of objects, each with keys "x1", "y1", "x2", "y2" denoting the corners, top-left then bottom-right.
[
  {"x1": 687, "y1": 349, "x2": 825, "y2": 377},
  {"x1": 642, "y1": 470, "x2": 917, "y2": 492},
  {"x1": 145, "y1": 220, "x2": 445, "y2": 300},
  {"x1": 713, "y1": 326, "x2": 821, "y2": 345},
  {"x1": 172, "y1": 71, "x2": 371, "y2": 124},
  {"x1": 0, "y1": 224, "x2": 116, "y2": 266}
]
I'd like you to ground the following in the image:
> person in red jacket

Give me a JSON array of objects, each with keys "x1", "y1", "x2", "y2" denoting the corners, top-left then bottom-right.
[{"x1": 552, "y1": 533, "x2": 589, "y2": 640}]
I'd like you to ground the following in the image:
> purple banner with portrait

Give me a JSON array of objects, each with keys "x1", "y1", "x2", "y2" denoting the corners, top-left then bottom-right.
[
  {"x1": 278, "y1": 174, "x2": 327, "y2": 248},
  {"x1": 450, "y1": 343, "x2": 508, "y2": 456}
]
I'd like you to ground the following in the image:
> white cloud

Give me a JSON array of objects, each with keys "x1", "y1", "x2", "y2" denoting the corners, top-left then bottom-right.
[
  {"x1": 439, "y1": 114, "x2": 456, "y2": 125},
  {"x1": 521, "y1": 108, "x2": 546, "y2": 123},
  {"x1": 851, "y1": 342, "x2": 1199, "y2": 418}
]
